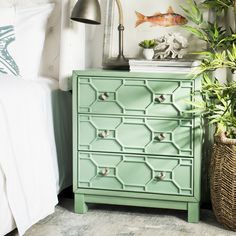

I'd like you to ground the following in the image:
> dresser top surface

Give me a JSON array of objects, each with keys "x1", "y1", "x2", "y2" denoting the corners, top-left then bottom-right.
[{"x1": 72, "y1": 69, "x2": 196, "y2": 80}]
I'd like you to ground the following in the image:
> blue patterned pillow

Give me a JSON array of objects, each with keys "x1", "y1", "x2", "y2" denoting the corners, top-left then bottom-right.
[{"x1": 0, "y1": 25, "x2": 19, "y2": 75}]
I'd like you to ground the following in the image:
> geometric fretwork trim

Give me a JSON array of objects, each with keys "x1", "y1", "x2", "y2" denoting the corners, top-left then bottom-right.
[
  {"x1": 79, "y1": 115, "x2": 194, "y2": 157},
  {"x1": 79, "y1": 77, "x2": 194, "y2": 118},
  {"x1": 78, "y1": 152, "x2": 193, "y2": 196}
]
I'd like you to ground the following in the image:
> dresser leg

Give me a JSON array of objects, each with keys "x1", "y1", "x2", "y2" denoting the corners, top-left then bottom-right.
[
  {"x1": 187, "y1": 202, "x2": 199, "y2": 223},
  {"x1": 74, "y1": 194, "x2": 88, "y2": 214}
]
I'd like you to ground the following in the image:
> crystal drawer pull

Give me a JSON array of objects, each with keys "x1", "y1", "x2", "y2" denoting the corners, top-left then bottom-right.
[
  {"x1": 99, "y1": 130, "x2": 109, "y2": 138},
  {"x1": 99, "y1": 92, "x2": 109, "y2": 101},
  {"x1": 155, "y1": 172, "x2": 166, "y2": 181},
  {"x1": 155, "y1": 95, "x2": 166, "y2": 103},
  {"x1": 100, "y1": 168, "x2": 109, "y2": 176},
  {"x1": 155, "y1": 133, "x2": 166, "y2": 141}
]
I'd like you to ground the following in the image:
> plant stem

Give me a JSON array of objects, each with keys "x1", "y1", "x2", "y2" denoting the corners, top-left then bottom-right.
[
  {"x1": 235, "y1": 0, "x2": 236, "y2": 32},
  {"x1": 215, "y1": 130, "x2": 236, "y2": 145}
]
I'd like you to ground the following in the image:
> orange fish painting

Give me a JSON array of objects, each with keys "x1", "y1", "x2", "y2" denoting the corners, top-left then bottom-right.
[{"x1": 135, "y1": 6, "x2": 188, "y2": 27}]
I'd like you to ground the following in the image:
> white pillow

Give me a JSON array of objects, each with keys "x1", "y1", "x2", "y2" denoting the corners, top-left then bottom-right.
[
  {"x1": 15, "y1": 3, "x2": 54, "y2": 79},
  {"x1": 0, "y1": 8, "x2": 19, "y2": 76}
]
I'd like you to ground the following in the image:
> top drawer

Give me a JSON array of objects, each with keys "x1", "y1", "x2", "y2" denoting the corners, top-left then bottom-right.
[{"x1": 77, "y1": 76, "x2": 194, "y2": 117}]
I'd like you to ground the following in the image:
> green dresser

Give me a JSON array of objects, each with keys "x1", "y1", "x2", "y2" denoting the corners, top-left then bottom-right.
[{"x1": 72, "y1": 70, "x2": 202, "y2": 222}]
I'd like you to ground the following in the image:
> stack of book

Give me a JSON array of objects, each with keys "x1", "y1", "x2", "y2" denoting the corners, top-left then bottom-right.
[{"x1": 129, "y1": 59, "x2": 200, "y2": 73}]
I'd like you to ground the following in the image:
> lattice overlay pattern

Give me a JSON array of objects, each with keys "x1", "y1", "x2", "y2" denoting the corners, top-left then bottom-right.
[
  {"x1": 78, "y1": 77, "x2": 194, "y2": 117},
  {"x1": 79, "y1": 115, "x2": 193, "y2": 157},
  {"x1": 78, "y1": 152, "x2": 193, "y2": 196}
]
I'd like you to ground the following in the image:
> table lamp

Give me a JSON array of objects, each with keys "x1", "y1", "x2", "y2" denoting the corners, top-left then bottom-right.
[{"x1": 71, "y1": 0, "x2": 128, "y2": 69}]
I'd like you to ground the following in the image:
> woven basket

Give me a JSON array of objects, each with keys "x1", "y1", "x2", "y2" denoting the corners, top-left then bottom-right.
[{"x1": 210, "y1": 141, "x2": 236, "y2": 231}]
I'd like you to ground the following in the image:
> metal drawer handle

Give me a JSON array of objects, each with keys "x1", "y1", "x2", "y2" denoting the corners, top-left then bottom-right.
[
  {"x1": 99, "y1": 130, "x2": 110, "y2": 138},
  {"x1": 100, "y1": 168, "x2": 109, "y2": 176},
  {"x1": 155, "y1": 172, "x2": 166, "y2": 181},
  {"x1": 155, "y1": 133, "x2": 166, "y2": 141},
  {"x1": 99, "y1": 92, "x2": 109, "y2": 101},
  {"x1": 155, "y1": 95, "x2": 166, "y2": 103}
]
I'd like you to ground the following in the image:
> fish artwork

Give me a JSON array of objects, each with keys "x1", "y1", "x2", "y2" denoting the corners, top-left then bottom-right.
[{"x1": 135, "y1": 6, "x2": 188, "y2": 27}]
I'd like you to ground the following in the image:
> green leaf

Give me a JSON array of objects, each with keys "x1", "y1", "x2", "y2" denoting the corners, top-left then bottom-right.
[{"x1": 182, "y1": 26, "x2": 207, "y2": 40}]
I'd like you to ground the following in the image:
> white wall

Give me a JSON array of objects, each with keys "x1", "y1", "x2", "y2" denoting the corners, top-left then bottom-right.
[
  {"x1": 3, "y1": 0, "x2": 233, "y2": 88},
  {"x1": 84, "y1": 0, "x2": 107, "y2": 68}
]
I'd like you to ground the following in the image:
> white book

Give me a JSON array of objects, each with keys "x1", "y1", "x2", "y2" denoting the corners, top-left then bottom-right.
[
  {"x1": 129, "y1": 66, "x2": 192, "y2": 73},
  {"x1": 129, "y1": 59, "x2": 200, "y2": 68}
]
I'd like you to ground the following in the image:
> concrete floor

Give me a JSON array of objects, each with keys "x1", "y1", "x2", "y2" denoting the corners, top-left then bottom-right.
[{"x1": 7, "y1": 197, "x2": 236, "y2": 236}]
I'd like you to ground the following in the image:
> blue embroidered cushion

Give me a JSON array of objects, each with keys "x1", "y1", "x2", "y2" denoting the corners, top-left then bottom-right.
[{"x1": 0, "y1": 25, "x2": 19, "y2": 75}]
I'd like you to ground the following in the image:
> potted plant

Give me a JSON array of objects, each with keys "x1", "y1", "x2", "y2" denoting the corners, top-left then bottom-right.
[
  {"x1": 182, "y1": 0, "x2": 236, "y2": 230},
  {"x1": 189, "y1": 72, "x2": 236, "y2": 231},
  {"x1": 138, "y1": 39, "x2": 157, "y2": 60}
]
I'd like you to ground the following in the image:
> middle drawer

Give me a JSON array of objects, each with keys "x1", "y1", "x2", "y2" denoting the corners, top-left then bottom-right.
[{"x1": 78, "y1": 114, "x2": 193, "y2": 157}]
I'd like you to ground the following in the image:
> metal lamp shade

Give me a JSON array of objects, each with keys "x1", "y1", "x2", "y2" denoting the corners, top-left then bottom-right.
[{"x1": 71, "y1": 0, "x2": 101, "y2": 24}]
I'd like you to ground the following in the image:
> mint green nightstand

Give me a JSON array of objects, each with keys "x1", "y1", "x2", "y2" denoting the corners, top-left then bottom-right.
[{"x1": 72, "y1": 70, "x2": 202, "y2": 223}]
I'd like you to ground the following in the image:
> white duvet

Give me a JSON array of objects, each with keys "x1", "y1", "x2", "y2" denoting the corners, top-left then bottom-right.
[{"x1": 0, "y1": 76, "x2": 60, "y2": 236}]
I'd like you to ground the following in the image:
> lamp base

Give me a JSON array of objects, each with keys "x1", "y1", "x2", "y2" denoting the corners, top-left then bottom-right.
[{"x1": 103, "y1": 56, "x2": 129, "y2": 70}]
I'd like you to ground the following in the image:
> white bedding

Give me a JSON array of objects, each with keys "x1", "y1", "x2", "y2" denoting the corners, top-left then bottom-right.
[{"x1": 0, "y1": 76, "x2": 71, "y2": 236}]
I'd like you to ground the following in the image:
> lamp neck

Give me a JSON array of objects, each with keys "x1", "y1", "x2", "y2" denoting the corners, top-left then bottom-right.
[
  {"x1": 118, "y1": 24, "x2": 124, "y2": 58},
  {"x1": 115, "y1": 0, "x2": 124, "y2": 25}
]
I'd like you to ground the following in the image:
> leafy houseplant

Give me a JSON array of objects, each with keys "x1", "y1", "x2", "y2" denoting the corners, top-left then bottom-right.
[
  {"x1": 182, "y1": 0, "x2": 236, "y2": 230},
  {"x1": 193, "y1": 73, "x2": 236, "y2": 143},
  {"x1": 182, "y1": 0, "x2": 236, "y2": 139},
  {"x1": 138, "y1": 39, "x2": 157, "y2": 60}
]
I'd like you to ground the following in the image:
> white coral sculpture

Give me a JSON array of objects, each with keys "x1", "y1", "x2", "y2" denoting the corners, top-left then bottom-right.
[{"x1": 153, "y1": 33, "x2": 188, "y2": 59}]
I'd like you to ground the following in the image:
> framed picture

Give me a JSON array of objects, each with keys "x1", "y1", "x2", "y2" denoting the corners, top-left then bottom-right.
[{"x1": 102, "y1": 0, "x2": 208, "y2": 67}]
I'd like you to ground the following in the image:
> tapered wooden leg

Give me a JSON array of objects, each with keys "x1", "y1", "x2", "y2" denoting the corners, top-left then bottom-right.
[
  {"x1": 188, "y1": 202, "x2": 199, "y2": 223},
  {"x1": 74, "y1": 194, "x2": 88, "y2": 214}
]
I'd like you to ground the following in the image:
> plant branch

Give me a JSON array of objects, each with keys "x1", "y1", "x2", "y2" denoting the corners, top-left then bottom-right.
[
  {"x1": 215, "y1": 130, "x2": 236, "y2": 144},
  {"x1": 234, "y1": 0, "x2": 236, "y2": 32}
]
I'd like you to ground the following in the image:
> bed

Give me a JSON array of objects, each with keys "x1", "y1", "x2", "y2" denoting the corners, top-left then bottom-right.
[
  {"x1": 0, "y1": 1, "x2": 73, "y2": 235},
  {"x1": 0, "y1": 77, "x2": 72, "y2": 236}
]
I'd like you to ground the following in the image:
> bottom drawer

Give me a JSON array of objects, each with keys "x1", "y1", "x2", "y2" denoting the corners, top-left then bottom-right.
[{"x1": 77, "y1": 152, "x2": 193, "y2": 196}]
